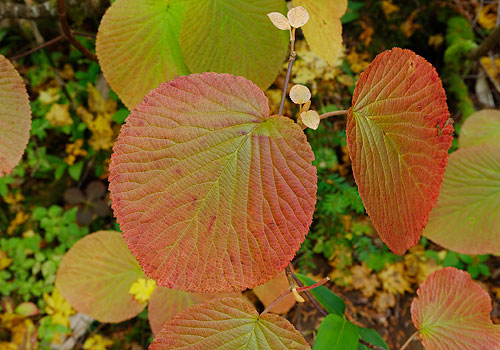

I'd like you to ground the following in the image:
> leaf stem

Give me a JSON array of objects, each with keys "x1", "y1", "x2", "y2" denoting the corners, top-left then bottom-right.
[
  {"x1": 319, "y1": 109, "x2": 349, "y2": 120},
  {"x1": 278, "y1": 28, "x2": 297, "y2": 116},
  {"x1": 260, "y1": 271, "x2": 329, "y2": 316},
  {"x1": 400, "y1": 331, "x2": 419, "y2": 350},
  {"x1": 287, "y1": 265, "x2": 328, "y2": 317}
]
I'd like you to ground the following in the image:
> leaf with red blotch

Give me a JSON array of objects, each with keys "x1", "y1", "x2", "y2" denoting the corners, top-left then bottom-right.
[
  {"x1": 149, "y1": 297, "x2": 310, "y2": 350},
  {"x1": 252, "y1": 270, "x2": 296, "y2": 314},
  {"x1": 148, "y1": 287, "x2": 241, "y2": 335},
  {"x1": 411, "y1": 267, "x2": 500, "y2": 350},
  {"x1": 0, "y1": 54, "x2": 31, "y2": 177},
  {"x1": 109, "y1": 73, "x2": 317, "y2": 293},
  {"x1": 347, "y1": 48, "x2": 453, "y2": 255},
  {"x1": 424, "y1": 145, "x2": 500, "y2": 254},
  {"x1": 56, "y1": 231, "x2": 146, "y2": 323}
]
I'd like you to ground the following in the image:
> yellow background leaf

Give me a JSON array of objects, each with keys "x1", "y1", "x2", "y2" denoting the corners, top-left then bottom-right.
[{"x1": 293, "y1": 0, "x2": 347, "y2": 66}]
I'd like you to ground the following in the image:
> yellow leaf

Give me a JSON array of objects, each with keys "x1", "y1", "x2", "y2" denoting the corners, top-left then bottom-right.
[
  {"x1": 129, "y1": 278, "x2": 156, "y2": 303},
  {"x1": 400, "y1": 9, "x2": 421, "y2": 38},
  {"x1": 83, "y1": 334, "x2": 113, "y2": 350},
  {"x1": 0, "y1": 251, "x2": 12, "y2": 270},
  {"x1": 378, "y1": 262, "x2": 413, "y2": 295},
  {"x1": 381, "y1": 0, "x2": 399, "y2": 19},
  {"x1": 293, "y1": 0, "x2": 347, "y2": 66},
  {"x1": 478, "y1": 3, "x2": 498, "y2": 30},
  {"x1": 43, "y1": 288, "x2": 75, "y2": 328},
  {"x1": 287, "y1": 6, "x2": 309, "y2": 28},
  {"x1": 46, "y1": 104, "x2": 73, "y2": 127},
  {"x1": 300, "y1": 110, "x2": 320, "y2": 130}
]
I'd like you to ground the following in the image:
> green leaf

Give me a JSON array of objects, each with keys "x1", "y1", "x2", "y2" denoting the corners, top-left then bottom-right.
[
  {"x1": 357, "y1": 327, "x2": 388, "y2": 350},
  {"x1": 68, "y1": 161, "x2": 84, "y2": 181},
  {"x1": 295, "y1": 273, "x2": 345, "y2": 316},
  {"x1": 342, "y1": 1, "x2": 364, "y2": 24},
  {"x1": 313, "y1": 314, "x2": 359, "y2": 350}
]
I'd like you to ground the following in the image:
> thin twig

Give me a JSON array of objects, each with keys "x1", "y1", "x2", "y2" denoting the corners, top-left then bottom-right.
[
  {"x1": 359, "y1": 338, "x2": 389, "y2": 350},
  {"x1": 260, "y1": 274, "x2": 329, "y2": 316},
  {"x1": 468, "y1": 24, "x2": 500, "y2": 60},
  {"x1": 73, "y1": 31, "x2": 96, "y2": 39},
  {"x1": 9, "y1": 35, "x2": 65, "y2": 61},
  {"x1": 400, "y1": 331, "x2": 419, "y2": 350},
  {"x1": 278, "y1": 29, "x2": 297, "y2": 116},
  {"x1": 319, "y1": 109, "x2": 349, "y2": 120},
  {"x1": 57, "y1": 0, "x2": 97, "y2": 61},
  {"x1": 288, "y1": 265, "x2": 328, "y2": 317}
]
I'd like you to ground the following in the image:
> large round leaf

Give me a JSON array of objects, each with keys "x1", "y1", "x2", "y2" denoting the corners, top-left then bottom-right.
[
  {"x1": 424, "y1": 145, "x2": 500, "y2": 254},
  {"x1": 148, "y1": 287, "x2": 241, "y2": 334},
  {"x1": 96, "y1": 0, "x2": 288, "y2": 109},
  {"x1": 460, "y1": 109, "x2": 500, "y2": 148},
  {"x1": 411, "y1": 267, "x2": 500, "y2": 350},
  {"x1": 292, "y1": 0, "x2": 347, "y2": 66},
  {"x1": 96, "y1": 0, "x2": 189, "y2": 109},
  {"x1": 180, "y1": 0, "x2": 288, "y2": 90},
  {"x1": 0, "y1": 54, "x2": 31, "y2": 177},
  {"x1": 109, "y1": 73, "x2": 317, "y2": 292},
  {"x1": 347, "y1": 48, "x2": 453, "y2": 255},
  {"x1": 149, "y1": 297, "x2": 310, "y2": 349},
  {"x1": 56, "y1": 231, "x2": 146, "y2": 323}
]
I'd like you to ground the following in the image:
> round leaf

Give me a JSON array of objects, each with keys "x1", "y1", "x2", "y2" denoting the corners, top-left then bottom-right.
[
  {"x1": 180, "y1": 0, "x2": 288, "y2": 91},
  {"x1": 411, "y1": 267, "x2": 500, "y2": 350},
  {"x1": 148, "y1": 287, "x2": 241, "y2": 335},
  {"x1": 424, "y1": 145, "x2": 500, "y2": 254},
  {"x1": 96, "y1": 0, "x2": 189, "y2": 109},
  {"x1": 290, "y1": 84, "x2": 311, "y2": 105},
  {"x1": 292, "y1": 0, "x2": 347, "y2": 66},
  {"x1": 300, "y1": 110, "x2": 320, "y2": 130},
  {"x1": 0, "y1": 54, "x2": 31, "y2": 177},
  {"x1": 56, "y1": 231, "x2": 146, "y2": 323},
  {"x1": 347, "y1": 48, "x2": 453, "y2": 255},
  {"x1": 287, "y1": 6, "x2": 309, "y2": 28},
  {"x1": 109, "y1": 73, "x2": 317, "y2": 293},
  {"x1": 149, "y1": 297, "x2": 310, "y2": 349},
  {"x1": 460, "y1": 109, "x2": 500, "y2": 148}
]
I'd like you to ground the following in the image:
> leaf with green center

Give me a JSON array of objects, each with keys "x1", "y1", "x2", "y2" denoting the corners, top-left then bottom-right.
[
  {"x1": 148, "y1": 287, "x2": 241, "y2": 335},
  {"x1": 180, "y1": 0, "x2": 288, "y2": 90},
  {"x1": 109, "y1": 73, "x2": 317, "y2": 293},
  {"x1": 149, "y1": 297, "x2": 310, "y2": 349},
  {"x1": 56, "y1": 231, "x2": 146, "y2": 323},
  {"x1": 459, "y1": 109, "x2": 500, "y2": 148},
  {"x1": 347, "y1": 48, "x2": 453, "y2": 255},
  {"x1": 292, "y1": 0, "x2": 347, "y2": 66},
  {"x1": 313, "y1": 314, "x2": 359, "y2": 350},
  {"x1": 411, "y1": 267, "x2": 500, "y2": 350},
  {"x1": 96, "y1": 0, "x2": 189, "y2": 109},
  {"x1": 424, "y1": 145, "x2": 500, "y2": 254},
  {"x1": 97, "y1": 0, "x2": 288, "y2": 110},
  {"x1": 0, "y1": 54, "x2": 31, "y2": 177}
]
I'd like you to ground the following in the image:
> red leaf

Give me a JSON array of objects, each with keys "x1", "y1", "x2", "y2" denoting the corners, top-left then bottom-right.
[
  {"x1": 411, "y1": 267, "x2": 500, "y2": 350},
  {"x1": 347, "y1": 48, "x2": 453, "y2": 254},
  {"x1": 109, "y1": 73, "x2": 317, "y2": 292},
  {"x1": 0, "y1": 54, "x2": 31, "y2": 177}
]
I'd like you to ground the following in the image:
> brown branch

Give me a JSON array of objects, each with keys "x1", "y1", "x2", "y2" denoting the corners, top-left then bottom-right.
[
  {"x1": 468, "y1": 25, "x2": 500, "y2": 60},
  {"x1": 278, "y1": 28, "x2": 297, "y2": 116},
  {"x1": 0, "y1": 1, "x2": 56, "y2": 19},
  {"x1": 9, "y1": 35, "x2": 65, "y2": 61},
  {"x1": 57, "y1": 0, "x2": 97, "y2": 61}
]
